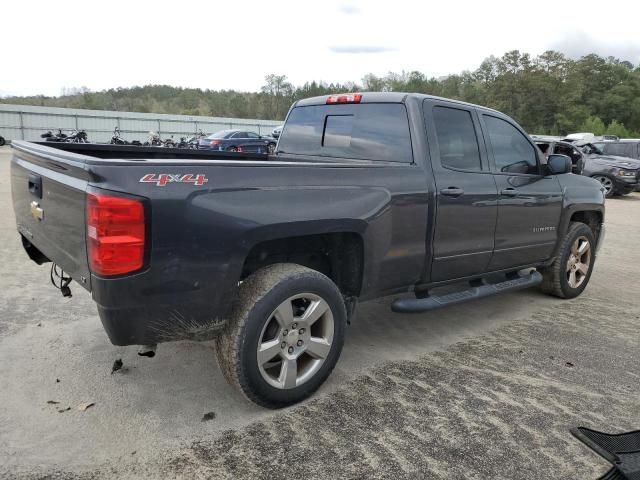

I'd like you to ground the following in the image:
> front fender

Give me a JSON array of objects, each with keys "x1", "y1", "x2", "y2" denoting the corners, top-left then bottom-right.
[{"x1": 552, "y1": 174, "x2": 605, "y2": 257}]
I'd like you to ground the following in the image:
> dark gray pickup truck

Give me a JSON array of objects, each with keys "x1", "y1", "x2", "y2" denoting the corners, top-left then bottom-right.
[{"x1": 10, "y1": 92, "x2": 605, "y2": 407}]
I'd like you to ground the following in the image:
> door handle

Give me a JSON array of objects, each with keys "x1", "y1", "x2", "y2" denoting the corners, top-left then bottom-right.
[
  {"x1": 440, "y1": 187, "x2": 464, "y2": 197},
  {"x1": 501, "y1": 188, "x2": 518, "y2": 196}
]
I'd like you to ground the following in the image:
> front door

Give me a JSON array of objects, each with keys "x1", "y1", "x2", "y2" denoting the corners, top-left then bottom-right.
[
  {"x1": 480, "y1": 114, "x2": 563, "y2": 271},
  {"x1": 423, "y1": 100, "x2": 498, "y2": 282}
]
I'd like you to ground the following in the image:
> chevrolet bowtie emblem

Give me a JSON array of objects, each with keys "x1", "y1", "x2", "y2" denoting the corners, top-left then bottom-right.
[{"x1": 30, "y1": 201, "x2": 44, "y2": 221}]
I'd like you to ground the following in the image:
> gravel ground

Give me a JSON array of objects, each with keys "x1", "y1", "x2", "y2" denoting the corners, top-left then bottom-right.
[{"x1": 0, "y1": 145, "x2": 639, "y2": 479}]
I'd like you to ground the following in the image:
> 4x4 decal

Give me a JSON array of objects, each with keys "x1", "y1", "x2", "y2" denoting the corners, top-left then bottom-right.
[{"x1": 139, "y1": 173, "x2": 208, "y2": 187}]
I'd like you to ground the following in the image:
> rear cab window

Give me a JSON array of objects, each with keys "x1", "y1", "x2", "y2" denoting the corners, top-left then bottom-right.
[
  {"x1": 278, "y1": 103, "x2": 413, "y2": 163},
  {"x1": 432, "y1": 106, "x2": 482, "y2": 171}
]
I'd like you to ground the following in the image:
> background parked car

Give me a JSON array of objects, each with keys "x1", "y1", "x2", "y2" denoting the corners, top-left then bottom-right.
[
  {"x1": 535, "y1": 138, "x2": 640, "y2": 197},
  {"x1": 271, "y1": 125, "x2": 284, "y2": 139},
  {"x1": 198, "y1": 129, "x2": 276, "y2": 154}
]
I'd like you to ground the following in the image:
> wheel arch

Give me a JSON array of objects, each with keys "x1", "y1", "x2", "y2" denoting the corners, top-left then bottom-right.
[
  {"x1": 552, "y1": 207, "x2": 603, "y2": 261},
  {"x1": 241, "y1": 230, "x2": 365, "y2": 299}
]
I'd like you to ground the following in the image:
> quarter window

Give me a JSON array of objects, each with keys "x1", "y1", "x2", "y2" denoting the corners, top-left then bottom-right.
[
  {"x1": 484, "y1": 116, "x2": 539, "y2": 175},
  {"x1": 433, "y1": 107, "x2": 482, "y2": 171}
]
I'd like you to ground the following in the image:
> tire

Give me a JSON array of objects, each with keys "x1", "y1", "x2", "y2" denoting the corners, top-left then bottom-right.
[
  {"x1": 592, "y1": 175, "x2": 615, "y2": 198},
  {"x1": 215, "y1": 263, "x2": 346, "y2": 408},
  {"x1": 539, "y1": 222, "x2": 596, "y2": 299},
  {"x1": 267, "y1": 143, "x2": 276, "y2": 155},
  {"x1": 227, "y1": 146, "x2": 238, "y2": 152},
  {"x1": 0, "y1": 136, "x2": 5, "y2": 147}
]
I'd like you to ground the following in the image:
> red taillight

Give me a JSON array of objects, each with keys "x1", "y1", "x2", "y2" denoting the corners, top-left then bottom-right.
[
  {"x1": 326, "y1": 93, "x2": 362, "y2": 104},
  {"x1": 210, "y1": 140, "x2": 220, "y2": 145},
  {"x1": 86, "y1": 192, "x2": 145, "y2": 276}
]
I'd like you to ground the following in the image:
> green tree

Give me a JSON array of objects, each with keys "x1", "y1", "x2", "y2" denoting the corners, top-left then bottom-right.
[
  {"x1": 605, "y1": 120, "x2": 630, "y2": 138},
  {"x1": 579, "y1": 116, "x2": 606, "y2": 135}
]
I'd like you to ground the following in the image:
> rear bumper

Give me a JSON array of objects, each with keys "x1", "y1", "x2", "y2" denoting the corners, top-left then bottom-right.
[
  {"x1": 97, "y1": 303, "x2": 228, "y2": 346},
  {"x1": 90, "y1": 262, "x2": 240, "y2": 346}
]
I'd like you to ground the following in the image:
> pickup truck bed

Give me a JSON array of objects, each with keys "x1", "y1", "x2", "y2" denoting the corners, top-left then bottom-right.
[{"x1": 11, "y1": 139, "x2": 427, "y2": 347}]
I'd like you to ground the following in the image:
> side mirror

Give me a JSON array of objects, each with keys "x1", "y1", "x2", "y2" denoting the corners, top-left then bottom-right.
[{"x1": 547, "y1": 154, "x2": 572, "y2": 175}]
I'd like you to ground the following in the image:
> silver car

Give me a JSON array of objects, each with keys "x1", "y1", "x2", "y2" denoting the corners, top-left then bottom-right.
[{"x1": 271, "y1": 125, "x2": 284, "y2": 139}]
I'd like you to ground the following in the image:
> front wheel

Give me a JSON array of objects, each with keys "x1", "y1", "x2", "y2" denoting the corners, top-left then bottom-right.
[
  {"x1": 215, "y1": 263, "x2": 346, "y2": 408},
  {"x1": 539, "y1": 222, "x2": 596, "y2": 299},
  {"x1": 592, "y1": 175, "x2": 615, "y2": 198},
  {"x1": 267, "y1": 143, "x2": 276, "y2": 155}
]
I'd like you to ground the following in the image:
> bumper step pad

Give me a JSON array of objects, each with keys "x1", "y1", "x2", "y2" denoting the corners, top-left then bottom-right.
[{"x1": 572, "y1": 427, "x2": 640, "y2": 480}]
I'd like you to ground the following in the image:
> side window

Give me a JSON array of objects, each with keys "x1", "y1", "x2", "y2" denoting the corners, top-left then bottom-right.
[
  {"x1": 484, "y1": 115, "x2": 539, "y2": 175},
  {"x1": 433, "y1": 107, "x2": 482, "y2": 171},
  {"x1": 246, "y1": 132, "x2": 260, "y2": 139},
  {"x1": 232, "y1": 132, "x2": 246, "y2": 138}
]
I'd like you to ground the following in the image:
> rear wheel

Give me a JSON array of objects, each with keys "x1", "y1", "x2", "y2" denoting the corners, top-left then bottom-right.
[
  {"x1": 592, "y1": 175, "x2": 615, "y2": 198},
  {"x1": 215, "y1": 263, "x2": 346, "y2": 408},
  {"x1": 540, "y1": 222, "x2": 595, "y2": 299},
  {"x1": 0, "y1": 136, "x2": 5, "y2": 146}
]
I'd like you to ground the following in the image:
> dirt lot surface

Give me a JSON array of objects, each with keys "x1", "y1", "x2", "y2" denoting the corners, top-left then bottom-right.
[{"x1": 0, "y1": 145, "x2": 638, "y2": 479}]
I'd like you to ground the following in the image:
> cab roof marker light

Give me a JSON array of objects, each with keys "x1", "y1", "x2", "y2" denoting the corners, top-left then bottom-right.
[{"x1": 326, "y1": 93, "x2": 362, "y2": 104}]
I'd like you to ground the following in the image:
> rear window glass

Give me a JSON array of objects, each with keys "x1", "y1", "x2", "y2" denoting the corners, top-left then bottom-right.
[
  {"x1": 207, "y1": 130, "x2": 234, "y2": 139},
  {"x1": 278, "y1": 103, "x2": 413, "y2": 163}
]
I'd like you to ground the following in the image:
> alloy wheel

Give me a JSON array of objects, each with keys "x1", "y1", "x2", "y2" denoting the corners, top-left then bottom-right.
[
  {"x1": 594, "y1": 175, "x2": 613, "y2": 195},
  {"x1": 257, "y1": 293, "x2": 334, "y2": 390},
  {"x1": 566, "y1": 236, "x2": 591, "y2": 288}
]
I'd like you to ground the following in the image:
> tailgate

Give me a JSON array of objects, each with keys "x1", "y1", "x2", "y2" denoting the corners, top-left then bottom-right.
[{"x1": 10, "y1": 142, "x2": 92, "y2": 290}]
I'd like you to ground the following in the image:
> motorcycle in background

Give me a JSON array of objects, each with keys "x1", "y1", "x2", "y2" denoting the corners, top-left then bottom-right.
[
  {"x1": 110, "y1": 127, "x2": 141, "y2": 146},
  {"x1": 162, "y1": 135, "x2": 176, "y2": 148},
  {"x1": 177, "y1": 129, "x2": 206, "y2": 149},
  {"x1": 40, "y1": 129, "x2": 88, "y2": 143},
  {"x1": 144, "y1": 131, "x2": 163, "y2": 147},
  {"x1": 110, "y1": 127, "x2": 127, "y2": 145},
  {"x1": 41, "y1": 129, "x2": 68, "y2": 142},
  {"x1": 66, "y1": 129, "x2": 89, "y2": 143}
]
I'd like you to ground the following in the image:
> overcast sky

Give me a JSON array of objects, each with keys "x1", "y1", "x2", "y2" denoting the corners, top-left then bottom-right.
[{"x1": 2, "y1": 0, "x2": 639, "y2": 97}]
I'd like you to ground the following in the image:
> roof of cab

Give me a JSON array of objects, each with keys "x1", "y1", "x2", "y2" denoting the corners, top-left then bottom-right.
[{"x1": 294, "y1": 92, "x2": 502, "y2": 115}]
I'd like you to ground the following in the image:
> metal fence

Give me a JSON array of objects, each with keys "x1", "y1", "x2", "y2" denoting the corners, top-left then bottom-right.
[{"x1": 0, "y1": 104, "x2": 282, "y2": 143}]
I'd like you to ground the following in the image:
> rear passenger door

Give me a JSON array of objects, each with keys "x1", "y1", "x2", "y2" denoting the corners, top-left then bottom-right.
[
  {"x1": 423, "y1": 100, "x2": 498, "y2": 282},
  {"x1": 480, "y1": 114, "x2": 563, "y2": 271}
]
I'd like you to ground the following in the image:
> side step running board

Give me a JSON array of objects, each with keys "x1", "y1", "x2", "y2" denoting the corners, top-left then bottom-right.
[{"x1": 391, "y1": 271, "x2": 543, "y2": 314}]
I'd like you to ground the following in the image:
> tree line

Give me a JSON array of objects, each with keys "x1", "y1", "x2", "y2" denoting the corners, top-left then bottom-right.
[{"x1": 3, "y1": 51, "x2": 640, "y2": 137}]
